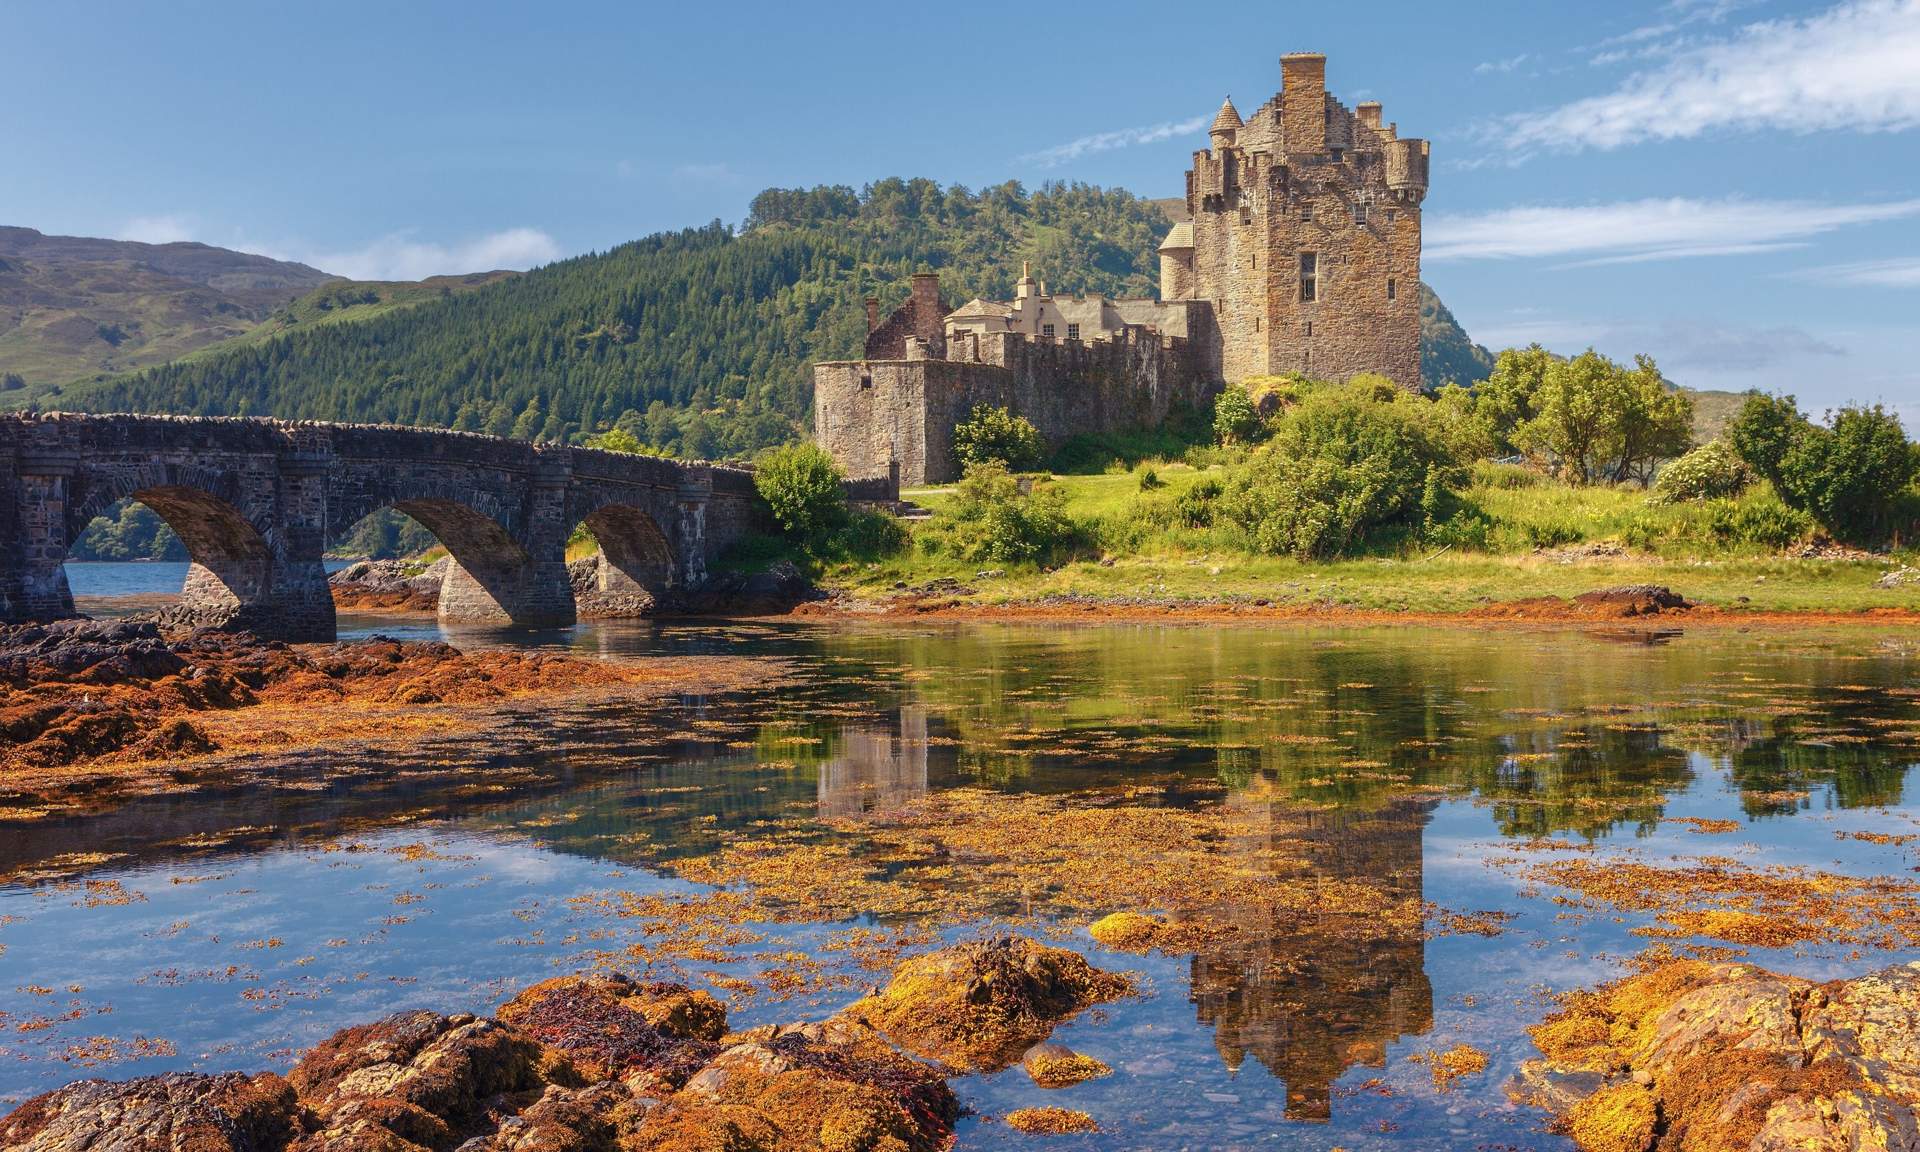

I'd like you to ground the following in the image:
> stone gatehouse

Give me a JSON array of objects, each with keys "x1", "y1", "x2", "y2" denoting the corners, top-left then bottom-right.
[{"x1": 813, "y1": 52, "x2": 1427, "y2": 486}]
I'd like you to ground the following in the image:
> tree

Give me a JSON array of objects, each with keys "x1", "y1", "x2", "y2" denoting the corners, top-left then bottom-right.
[
  {"x1": 953, "y1": 405, "x2": 1045, "y2": 471},
  {"x1": 1475, "y1": 345, "x2": 1555, "y2": 456},
  {"x1": 754, "y1": 442, "x2": 847, "y2": 543},
  {"x1": 1513, "y1": 350, "x2": 1691, "y2": 485},
  {"x1": 586, "y1": 427, "x2": 647, "y2": 454},
  {"x1": 1729, "y1": 394, "x2": 1917, "y2": 542},
  {"x1": 1, "y1": 372, "x2": 24, "y2": 391}
]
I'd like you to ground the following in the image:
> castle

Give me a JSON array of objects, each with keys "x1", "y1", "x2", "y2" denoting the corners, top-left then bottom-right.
[{"x1": 814, "y1": 52, "x2": 1428, "y2": 485}]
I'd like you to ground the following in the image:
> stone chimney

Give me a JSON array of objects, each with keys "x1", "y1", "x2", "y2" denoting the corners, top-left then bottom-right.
[{"x1": 865, "y1": 297, "x2": 880, "y2": 332}]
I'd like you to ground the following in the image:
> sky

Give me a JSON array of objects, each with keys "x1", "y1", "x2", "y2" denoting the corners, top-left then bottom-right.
[{"x1": 5, "y1": 0, "x2": 1918, "y2": 415}]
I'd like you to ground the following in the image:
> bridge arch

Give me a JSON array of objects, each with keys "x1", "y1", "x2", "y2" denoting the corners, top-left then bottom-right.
[
  {"x1": 64, "y1": 463, "x2": 281, "y2": 630},
  {"x1": 573, "y1": 501, "x2": 677, "y2": 615}
]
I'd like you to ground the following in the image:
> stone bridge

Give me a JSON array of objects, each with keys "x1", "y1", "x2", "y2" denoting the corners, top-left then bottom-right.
[{"x1": 0, "y1": 413, "x2": 764, "y2": 640}]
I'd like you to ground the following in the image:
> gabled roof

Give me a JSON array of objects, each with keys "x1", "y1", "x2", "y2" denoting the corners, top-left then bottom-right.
[
  {"x1": 948, "y1": 298, "x2": 1013, "y2": 319},
  {"x1": 1211, "y1": 97, "x2": 1244, "y2": 134},
  {"x1": 1158, "y1": 222, "x2": 1194, "y2": 252}
]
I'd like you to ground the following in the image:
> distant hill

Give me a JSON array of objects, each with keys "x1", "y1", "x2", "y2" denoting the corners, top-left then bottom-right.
[
  {"x1": 0, "y1": 227, "x2": 334, "y2": 388},
  {"x1": 31, "y1": 180, "x2": 1494, "y2": 456}
]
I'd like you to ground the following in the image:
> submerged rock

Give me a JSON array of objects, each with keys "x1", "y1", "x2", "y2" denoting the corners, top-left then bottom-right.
[
  {"x1": 840, "y1": 935, "x2": 1133, "y2": 1072},
  {"x1": 0, "y1": 1071, "x2": 299, "y2": 1152},
  {"x1": 1021, "y1": 1041, "x2": 1113, "y2": 1089},
  {"x1": 1514, "y1": 959, "x2": 1920, "y2": 1152}
]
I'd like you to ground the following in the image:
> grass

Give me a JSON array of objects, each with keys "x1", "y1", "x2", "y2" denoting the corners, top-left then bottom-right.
[{"x1": 807, "y1": 465, "x2": 1919, "y2": 616}]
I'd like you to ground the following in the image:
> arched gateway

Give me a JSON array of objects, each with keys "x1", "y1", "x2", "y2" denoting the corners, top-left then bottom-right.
[{"x1": 0, "y1": 414, "x2": 760, "y2": 640}]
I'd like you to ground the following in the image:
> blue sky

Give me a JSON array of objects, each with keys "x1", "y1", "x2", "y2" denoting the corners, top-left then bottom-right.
[{"x1": 5, "y1": 0, "x2": 1917, "y2": 414}]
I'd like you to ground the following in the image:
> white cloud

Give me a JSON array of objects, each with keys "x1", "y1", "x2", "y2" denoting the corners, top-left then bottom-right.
[
  {"x1": 1425, "y1": 196, "x2": 1920, "y2": 263},
  {"x1": 118, "y1": 214, "x2": 197, "y2": 244},
  {"x1": 1019, "y1": 113, "x2": 1209, "y2": 168},
  {"x1": 302, "y1": 228, "x2": 562, "y2": 281},
  {"x1": 1792, "y1": 256, "x2": 1920, "y2": 286},
  {"x1": 1495, "y1": 0, "x2": 1920, "y2": 155},
  {"x1": 1475, "y1": 54, "x2": 1531, "y2": 75}
]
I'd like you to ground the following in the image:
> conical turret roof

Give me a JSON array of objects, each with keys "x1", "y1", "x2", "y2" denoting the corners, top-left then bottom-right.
[{"x1": 1211, "y1": 97, "x2": 1243, "y2": 134}]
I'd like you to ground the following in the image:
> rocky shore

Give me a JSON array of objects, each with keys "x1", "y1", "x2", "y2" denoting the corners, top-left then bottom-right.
[
  {"x1": 0, "y1": 934, "x2": 1126, "y2": 1152},
  {"x1": 328, "y1": 555, "x2": 819, "y2": 618},
  {"x1": 0, "y1": 618, "x2": 762, "y2": 779},
  {"x1": 327, "y1": 558, "x2": 448, "y2": 612},
  {"x1": 1512, "y1": 959, "x2": 1920, "y2": 1151}
]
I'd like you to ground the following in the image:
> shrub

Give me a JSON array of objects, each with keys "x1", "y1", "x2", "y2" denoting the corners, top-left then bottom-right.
[
  {"x1": 1174, "y1": 476, "x2": 1224, "y2": 528},
  {"x1": 954, "y1": 405, "x2": 1045, "y2": 471},
  {"x1": 1706, "y1": 492, "x2": 1815, "y2": 551},
  {"x1": 585, "y1": 427, "x2": 649, "y2": 454},
  {"x1": 1216, "y1": 383, "x2": 1457, "y2": 559},
  {"x1": 920, "y1": 462, "x2": 1077, "y2": 565},
  {"x1": 1471, "y1": 459, "x2": 1543, "y2": 489},
  {"x1": 1213, "y1": 387, "x2": 1262, "y2": 445},
  {"x1": 1138, "y1": 468, "x2": 1164, "y2": 491},
  {"x1": 1729, "y1": 395, "x2": 1917, "y2": 543},
  {"x1": 753, "y1": 443, "x2": 847, "y2": 543},
  {"x1": 1, "y1": 372, "x2": 24, "y2": 392},
  {"x1": 1653, "y1": 440, "x2": 1752, "y2": 504}
]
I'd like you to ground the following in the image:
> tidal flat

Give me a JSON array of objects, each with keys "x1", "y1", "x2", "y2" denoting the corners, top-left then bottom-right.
[{"x1": 2, "y1": 616, "x2": 1917, "y2": 1149}]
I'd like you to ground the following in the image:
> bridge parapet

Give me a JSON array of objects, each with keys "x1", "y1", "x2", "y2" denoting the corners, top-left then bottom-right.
[{"x1": 0, "y1": 413, "x2": 764, "y2": 640}]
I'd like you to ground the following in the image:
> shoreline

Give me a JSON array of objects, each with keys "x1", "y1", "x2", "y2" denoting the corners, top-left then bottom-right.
[{"x1": 791, "y1": 590, "x2": 1920, "y2": 629}]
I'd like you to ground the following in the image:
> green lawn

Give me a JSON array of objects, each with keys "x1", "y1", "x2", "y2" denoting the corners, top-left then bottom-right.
[{"x1": 816, "y1": 468, "x2": 1919, "y2": 616}]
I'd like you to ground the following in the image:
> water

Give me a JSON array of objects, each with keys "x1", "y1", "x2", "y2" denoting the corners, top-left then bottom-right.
[{"x1": 3, "y1": 594, "x2": 1918, "y2": 1149}]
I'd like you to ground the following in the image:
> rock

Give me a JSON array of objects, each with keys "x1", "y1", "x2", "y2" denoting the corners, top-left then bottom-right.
[
  {"x1": 663, "y1": 560, "x2": 815, "y2": 616},
  {"x1": 1021, "y1": 1041, "x2": 1112, "y2": 1089},
  {"x1": 1002, "y1": 1107, "x2": 1099, "y2": 1135},
  {"x1": 328, "y1": 558, "x2": 446, "y2": 613},
  {"x1": 567, "y1": 556, "x2": 655, "y2": 620},
  {"x1": 496, "y1": 976, "x2": 722, "y2": 1094},
  {"x1": 452, "y1": 1081, "x2": 653, "y2": 1152},
  {"x1": 1876, "y1": 566, "x2": 1920, "y2": 590},
  {"x1": 638, "y1": 1018, "x2": 956, "y2": 1152},
  {"x1": 1519, "y1": 961, "x2": 1920, "y2": 1152},
  {"x1": 839, "y1": 935, "x2": 1133, "y2": 1072},
  {"x1": 290, "y1": 1011, "x2": 553, "y2": 1149},
  {"x1": 1801, "y1": 962, "x2": 1920, "y2": 1101},
  {"x1": 1571, "y1": 585, "x2": 1690, "y2": 618},
  {"x1": 0, "y1": 1071, "x2": 298, "y2": 1152}
]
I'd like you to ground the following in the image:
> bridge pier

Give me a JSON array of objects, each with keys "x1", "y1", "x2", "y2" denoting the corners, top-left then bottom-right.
[
  {"x1": 4, "y1": 453, "x2": 83, "y2": 623},
  {"x1": 434, "y1": 453, "x2": 577, "y2": 630}
]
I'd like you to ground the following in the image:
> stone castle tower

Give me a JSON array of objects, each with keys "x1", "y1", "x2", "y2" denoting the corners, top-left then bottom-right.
[{"x1": 1159, "y1": 53, "x2": 1428, "y2": 387}]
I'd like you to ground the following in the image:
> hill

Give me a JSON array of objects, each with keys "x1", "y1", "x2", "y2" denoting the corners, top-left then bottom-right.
[
  {"x1": 39, "y1": 180, "x2": 1494, "y2": 457},
  {"x1": 0, "y1": 227, "x2": 335, "y2": 388}
]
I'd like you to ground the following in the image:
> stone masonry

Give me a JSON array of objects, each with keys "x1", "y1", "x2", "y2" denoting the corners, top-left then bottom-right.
[
  {"x1": 812, "y1": 52, "x2": 1426, "y2": 486},
  {"x1": 1165, "y1": 53, "x2": 1427, "y2": 386},
  {"x1": 0, "y1": 413, "x2": 759, "y2": 641}
]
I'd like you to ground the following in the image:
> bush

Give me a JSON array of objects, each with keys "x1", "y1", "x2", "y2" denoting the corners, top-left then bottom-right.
[
  {"x1": 1213, "y1": 387, "x2": 1262, "y2": 445},
  {"x1": 1, "y1": 372, "x2": 23, "y2": 392},
  {"x1": 954, "y1": 405, "x2": 1045, "y2": 472},
  {"x1": 1471, "y1": 459, "x2": 1543, "y2": 489},
  {"x1": 920, "y1": 462, "x2": 1077, "y2": 565},
  {"x1": 1174, "y1": 476, "x2": 1224, "y2": 528},
  {"x1": 1216, "y1": 383, "x2": 1458, "y2": 559},
  {"x1": 1706, "y1": 492, "x2": 1815, "y2": 551},
  {"x1": 1729, "y1": 395, "x2": 1917, "y2": 543},
  {"x1": 754, "y1": 443, "x2": 847, "y2": 543},
  {"x1": 1653, "y1": 440, "x2": 1752, "y2": 504},
  {"x1": 1138, "y1": 468, "x2": 1164, "y2": 491}
]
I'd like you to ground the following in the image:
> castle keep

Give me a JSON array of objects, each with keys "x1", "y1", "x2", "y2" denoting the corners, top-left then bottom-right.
[{"x1": 814, "y1": 52, "x2": 1427, "y2": 485}]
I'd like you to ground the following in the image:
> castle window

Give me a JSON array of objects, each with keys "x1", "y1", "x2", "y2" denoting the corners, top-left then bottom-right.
[
  {"x1": 1300, "y1": 203, "x2": 1314, "y2": 223},
  {"x1": 1387, "y1": 278, "x2": 1397, "y2": 301},
  {"x1": 1306, "y1": 321, "x2": 1313, "y2": 337},
  {"x1": 1354, "y1": 203, "x2": 1368, "y2": 225},
  {"x1": 1386, "y1": 208, "x2": 1398, "y2": 224},
  {"x1": 1066, "y1": 323, "x2": 1080, "y2": 340},
  {"x1": 1042, "y1": 323, "x2": 1055, "y2": 338},
  {"x1": 1299, "y1": 253, "x2": 1318, "y2": 302},
  {"x1": 859, "y1": 373, "x2": 872, "y2": 390}
]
